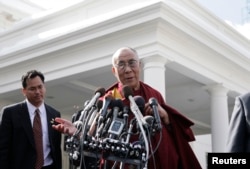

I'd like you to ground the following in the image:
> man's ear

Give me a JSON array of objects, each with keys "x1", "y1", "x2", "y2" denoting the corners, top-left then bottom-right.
[
  {"x1": 139, "y1": 61, "x2": 142, "y2": 71},
  {"x1": 21, "y1": 88, "x2": 26, "y2": 97},
  {"x1": 111, "y1": 67, "x2": 116, "y2": 75}
]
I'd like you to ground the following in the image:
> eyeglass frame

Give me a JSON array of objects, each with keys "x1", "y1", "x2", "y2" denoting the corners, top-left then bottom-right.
[{"x1": 114, "y1": 59, "x2": 139, "y2": 70}]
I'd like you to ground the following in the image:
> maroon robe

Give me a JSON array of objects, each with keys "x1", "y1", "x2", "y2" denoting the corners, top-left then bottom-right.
[{"x1": 104, "y1": 81, "x2": 201, "y2": 169}]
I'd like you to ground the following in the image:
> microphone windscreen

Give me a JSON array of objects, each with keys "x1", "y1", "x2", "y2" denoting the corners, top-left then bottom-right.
[
  {"x1": 95, "y1": 87, "x2": 106, "y2": 97},
  {"x1": 144, "y1": 116, "x2": 154, "y2": 125},
  {"x1": 149, "y1": 97, "x2": 158, "y2": 106},
  {"x1": 111, "y1": 99, "x2": 123, "y2": 110},
  {"x1": 122, "y1": 85, "x2": 133, "y2": 99},
  {"x1": 99, "y1": 95, "x2": 114, "y2": 118},
  {"x1": 96, "y1": 100, "x2": 103, "y2": 110},
  {"x1": 134, "y1": 95, "x2": 145, "y2": 115}
]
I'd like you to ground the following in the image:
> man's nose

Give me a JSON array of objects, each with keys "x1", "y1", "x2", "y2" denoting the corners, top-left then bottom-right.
[{"x1": 124, "y1": 64, "x2": 133, "y2": 71}]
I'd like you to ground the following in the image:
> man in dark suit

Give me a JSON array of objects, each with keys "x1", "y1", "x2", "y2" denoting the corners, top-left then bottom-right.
[
  {"x1": 0, "y1": 70, "x2": 62, "y2": 169},
  {"x1": 227, "y1": 92, "x2": 250, "y2": 152}
]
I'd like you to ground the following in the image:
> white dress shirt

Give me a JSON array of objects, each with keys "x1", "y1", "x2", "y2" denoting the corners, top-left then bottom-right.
[{"x1": 26, "y1": 99, "x2": 53, "y2": 166}]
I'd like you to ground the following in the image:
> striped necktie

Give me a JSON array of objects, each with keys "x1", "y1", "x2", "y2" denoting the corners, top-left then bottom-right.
[{"x1": 33, "y1": 109, "x2": 44, "y2": 169}]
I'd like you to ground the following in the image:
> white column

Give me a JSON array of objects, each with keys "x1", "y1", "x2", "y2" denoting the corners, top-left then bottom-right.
[
  {"x1": 205, "y1": 84, "x2": 229, "y2": 152},
  {"x1": 141, "y1": 56, "x2": 168, "y2": 100}
]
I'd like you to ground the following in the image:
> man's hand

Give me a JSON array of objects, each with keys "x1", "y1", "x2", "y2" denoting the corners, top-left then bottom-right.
[
  {"x1": 144, "y1": 103, "x2": 170, "y2": 125},
  {"x1": 52, "y1": 117, "x2": 77, "y2": 135}
]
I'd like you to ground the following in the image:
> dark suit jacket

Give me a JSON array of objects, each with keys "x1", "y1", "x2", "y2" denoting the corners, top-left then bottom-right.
[
  {"x1": 0, "y1": 101, "x2": 62, "y2": 169},
  {"x1": 227, "y1": 92, "x2": 250, "y2": 152}
]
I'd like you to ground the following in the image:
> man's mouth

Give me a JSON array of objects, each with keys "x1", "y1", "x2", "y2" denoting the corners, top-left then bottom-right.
[{"x1": 126, "y1": 77, "x2": 133, "y2": 80}]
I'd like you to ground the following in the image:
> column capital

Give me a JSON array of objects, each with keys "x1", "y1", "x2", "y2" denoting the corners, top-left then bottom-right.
[
  {"x1": 142, "y1": 55, "x2": 167, "y2": 100},
  {"x1": 140, "y1": 55, "x2": 170, "y2": 67},
  {"x1": 203, "y1": 84, "x2": 229, "y2": 96}
]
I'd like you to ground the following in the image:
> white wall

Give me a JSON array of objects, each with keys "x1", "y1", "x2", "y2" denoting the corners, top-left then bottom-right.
[{"x1": 191, "y1": 134, "x2": 212, "y2": 169}]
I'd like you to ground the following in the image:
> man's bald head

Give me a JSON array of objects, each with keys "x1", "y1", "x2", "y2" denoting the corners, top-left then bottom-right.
[{"x1": 112, "y1": 47, "x2": 139, "y2": 66}]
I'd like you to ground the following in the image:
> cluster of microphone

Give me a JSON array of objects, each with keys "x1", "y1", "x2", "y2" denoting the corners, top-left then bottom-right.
[{"x1": 65, "y1": 85, "x2": 162, "y2": 168}]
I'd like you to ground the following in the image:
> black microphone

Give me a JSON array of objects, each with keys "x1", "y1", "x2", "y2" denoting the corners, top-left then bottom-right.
[
  {"x1": 134, "y1": 95, "x2": 145, "y2": 115},
  {"x1": 78, "y1": 87, "x2": 105, "y2": 122},
  {"x1": 98, "y1": 95, "x2": 114, "y2": 123},
  {"x1": 122, "y1": 106, "x2": 129, "y2": 131},
  {"x1": 149, "y1": 97, "x2": 162, "y2": 131},
  {"x1": 108, "y1": 99, "x2": 124, "y2": 138},
  {"x1": 143, "y1": 115, "x2": 154, "y2": 135},
  {"x1": 96, "y1": 95, "x2": 114, "y2": 138},
  {"x1": 112, "y1": 99, "x2": 124, "y2": 116},
  {"x1": 100, "y1": 112, "x2": 112, "y2": 137},
  {"x1": 122, "y1": 85, "x2": 146, "y2": 125},
  {"x1": 87, "y1": 100, "x2": 103, "y2": 126},
  {"x1": 100, "y1": 102, "x2": 116, "y2": 137}
]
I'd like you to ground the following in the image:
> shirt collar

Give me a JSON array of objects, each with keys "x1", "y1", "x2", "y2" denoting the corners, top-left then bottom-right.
[{"x1": 25, "y1": 99, "x2": 45, "y2": 115}]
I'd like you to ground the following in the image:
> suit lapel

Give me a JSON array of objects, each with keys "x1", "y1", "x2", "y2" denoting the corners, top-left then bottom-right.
[
  {"x1": 19, "y1": 101, "x2": 36, "y2": 147},
  {"x1": 45, "y1": 105, "x2": 54, "y2": 144}
]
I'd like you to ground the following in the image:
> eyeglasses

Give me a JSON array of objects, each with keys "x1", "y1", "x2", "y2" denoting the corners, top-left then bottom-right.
[{"x1": 115, "y1": 60, "x2": 138, "y2": 70}]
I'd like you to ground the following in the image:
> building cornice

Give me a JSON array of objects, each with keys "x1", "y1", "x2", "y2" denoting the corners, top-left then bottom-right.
[{"x1": 0, "y1": 0, "x2": 249, "y2": 94}]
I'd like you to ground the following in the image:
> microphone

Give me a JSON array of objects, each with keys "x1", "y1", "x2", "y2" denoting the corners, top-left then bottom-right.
[
  {"x1": 108, "y1": 99, "x2": 124, "y2": 138},
  {"x1": 73, "y1": 121, "x2": 83, "y2": 136},
  {"x1": 112, "y1": 99, "x2": 124, "y2": 117},
  {"x1": 122, "y1": 85, "x2": 150, "y2": 167},
  {"x1": 78, "y1": 87, "x2": 106, "y2": 122},
  {"x1": 98, "y1": 95, "x2": 114, "y2": 123},
  {"x1": 84, "y1": 100, "x2": 90, "y2": 107},
  {"x1": 87, "y1": 100, "x2": 103, "y2": 128},
  {"x1": 149, "y1": 97, "x2": 162, "y2": 131},
  {"x1": 134, "y1": 95, "x2": 145, "y2": 115},
  {"x1": 100, "y1": 103, "x2": 115, "y2": 137},
  {"x1": 96, "y1": 95, "x2": 114, "y2": 138},
  {"x1": 143, "y1": 116, "x2": 154, "y2": 135},
  {"x1": 122, "y1": 106, "x2": 129, "y2": 131},
  {"x1": 144, "y1": 116, "x2": 154, "y2": 126},
  {"x1": 71, "y1": 99, "x2": 90, "y2": 123},
  {"x1": 122, "y1": 85, "x2": 146, "y2": 125}
]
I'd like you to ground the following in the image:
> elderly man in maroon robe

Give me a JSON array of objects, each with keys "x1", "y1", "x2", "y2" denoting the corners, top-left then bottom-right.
[{"x1": 53, "y1": 47, "x2": 201, "y2": 169}]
